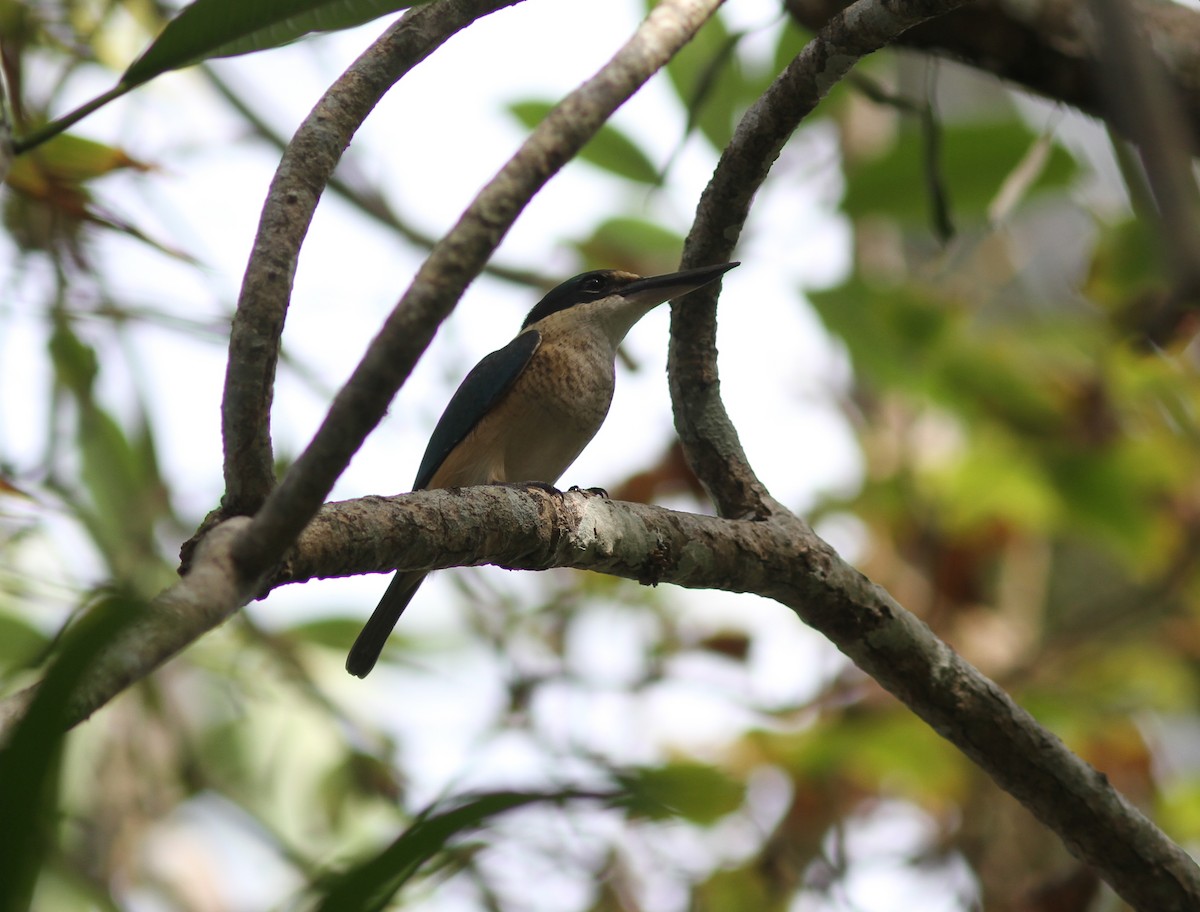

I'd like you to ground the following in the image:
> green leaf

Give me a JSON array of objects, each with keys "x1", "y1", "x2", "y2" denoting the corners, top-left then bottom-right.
[
  {"x1": 842, "y1": 121, "x2": 1078, "y2": 226},
  {"x1": 573, "y1": 216, "x2": 684, "y2": 276},
  {"x1": 810, "y1": 277, "x2": 1069, "y2": 433},
  {"x1": 5, "y1": 134, "x2": 153, "y2": 195},
  {"x1": 48, "y1": 320, "x2": 98, "y2": 399},
  {"x1": 0, "y1": 613, "x2": 50, "y2": 668},
  {"x1": 48, "y1": 319, "x2": 173, "y2": 588},
  {"x1": 1159, "y1": 777, "x2": 1200, "y2": 843},
  {"x1": 313, "y1": 789, "x2": 608, "y2": 911},
  {"x1": 508, "y1": 101, "x2": 660, "y2": 185},
  {"x1": 123, "y1": 0, "x2": 431, "y2": 88},
  {"x1": 1085, "y1": 217, "x2": 1167, "y2": 310},
  {"x1": 285, "y1": 617, "x2": 375, "y2": 651},
  {"x1": 1047, "y1": 446, "x2": 1170, "y2": 558},
  {"x1": 285, "y1": 617, "x2": 421, "y2": 671},
  {"x1": 76, "y1": 406, "x2": 155, "y2": 568},
  {"x1": 319, "y1": 750, "x2": 403, "y2": 822},
  {"x1": 808, "y1": 276, "x2": 953, "y2": 394},
  {"x1": 615, "y1": 762, "x2": 744, "y2": 825},
  {"x1": 661, "y1": 10, "x2": 744, "y2": 150},
  {"x1": 769, "y1": 713, "x2": 967, "y2": 805},
  {"x1": 936, "y1": 340, "x2": 1065, "y2": 434},
  {"x1": 695, "y1": 868, "x2": 773, "y2": 912},
  {"x1": 927, "y1": 428, "x2": 1058, "y2": 533},
  {"x1": 79, "y1": 408, "x2": 139, "y2": 519},
  {"x1": 0, "y1": 594, "x2": 146, "y2": 911}
]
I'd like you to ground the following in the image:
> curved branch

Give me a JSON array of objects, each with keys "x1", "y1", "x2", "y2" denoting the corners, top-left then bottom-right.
[
  {"x1": 671, "y1": 0, "x2": 972, "y2": 520},
  {"x1": 227, "y1": 0, "x2": 725, "y2": 586},
  {"x1": 308, "y1": 491, "x2": 1200, "y2": 911},
  {"x1": 7, "y1": 486, "x2": 1195, "y2": 908},
  {"x1": 217, "y1": 0, "x2": 522, "y2": 526},
  {"x1": 784, "y1": 0, "x2": 1200, "y2": 145}
]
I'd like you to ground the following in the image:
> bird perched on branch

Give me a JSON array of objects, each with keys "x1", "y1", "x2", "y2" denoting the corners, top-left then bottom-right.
[{"x1": 347, "y1": 261, "x2": 739, "y2": 678}]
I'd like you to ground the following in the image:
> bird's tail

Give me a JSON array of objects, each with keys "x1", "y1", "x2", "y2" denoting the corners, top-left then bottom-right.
[{"x1": 346, "y1": 571, "x2": 427, "y2": 678}]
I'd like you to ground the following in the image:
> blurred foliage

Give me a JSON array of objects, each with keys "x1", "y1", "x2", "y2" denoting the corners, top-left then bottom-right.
[
  {"x1": 311, "y1": 789, "x2": 621, "y2": 912},
  {"x1": 0, "y1": 591, "x2": 147, "y2": 912},
  {"x1": 2, "y1": 2, "x2": 1199, "y2": 912},
  {"x1": 615, "y1": 761, "x2": 745, "y2": 824},
  {"x1": 9, "y1": 0, "x2": 438, "y2": 152},
  {"x1": 800, "y1": 56, "x2": 1200, "y2": 911}
]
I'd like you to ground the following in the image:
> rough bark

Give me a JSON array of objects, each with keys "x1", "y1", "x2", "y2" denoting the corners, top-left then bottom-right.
[
  {"x1": 8, "y1": 487, "x2": 1197, "y2": 909},
  {"x1": 784, "y1": 0, "x2": 1200, "y2": 148}
]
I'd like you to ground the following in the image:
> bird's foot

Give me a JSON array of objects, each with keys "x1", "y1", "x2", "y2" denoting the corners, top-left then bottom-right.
[{"x1": 568, "y1": 485, "x2": 609, "y2": 499}]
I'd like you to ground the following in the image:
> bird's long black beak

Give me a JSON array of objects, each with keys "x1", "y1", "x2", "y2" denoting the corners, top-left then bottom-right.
[{"x1": 619, "y1": 261, "x2": 739, "y2": 305}]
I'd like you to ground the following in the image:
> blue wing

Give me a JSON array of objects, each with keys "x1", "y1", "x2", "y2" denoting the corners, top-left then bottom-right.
[{"x1": 412, "y1": 329, "x2": 541, "y2": 490}]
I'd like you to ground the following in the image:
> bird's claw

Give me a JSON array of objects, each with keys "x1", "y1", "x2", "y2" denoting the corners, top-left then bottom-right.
[{"x1": 568, "y1": 485, "x2": 609, "y2": 499}]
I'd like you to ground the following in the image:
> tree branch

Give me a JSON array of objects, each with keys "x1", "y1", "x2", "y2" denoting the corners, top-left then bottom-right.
[
  {"x1": 249, "y1": 488, "x2": 1200, "y2": 912},
  {"x1": 216, "y1": 0, "x2": 523, "y2": 527},
  {"x1": 671, "y1": 0, "x2": 973, "y2": 521},
  {"x1": 225, "y1": 0, "x2": 726, "y2": 590},
  {"x1": 784, "y1": 0, "x2": 1200, "y2": 146},
  {"x1": 8, "y1": 486, "x2": 1195, "y2": 907}
]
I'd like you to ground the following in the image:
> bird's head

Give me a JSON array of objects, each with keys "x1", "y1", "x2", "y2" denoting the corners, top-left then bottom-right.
[{"x1": 521, "y1": 261, "x2": 739, "y2": 342}]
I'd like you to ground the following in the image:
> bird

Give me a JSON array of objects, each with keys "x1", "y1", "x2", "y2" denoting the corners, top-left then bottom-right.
[{"x1": 346, "y1": 260, "x2": 739, "y2": 678}]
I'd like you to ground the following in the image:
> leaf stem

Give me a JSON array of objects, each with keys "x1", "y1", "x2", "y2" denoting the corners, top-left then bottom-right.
[{"x1": 12, "y1": 83, "x2": 129, "y2": 154}]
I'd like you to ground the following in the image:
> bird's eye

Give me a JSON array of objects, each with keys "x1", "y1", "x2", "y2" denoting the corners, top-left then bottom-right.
[{"x1": 580, "y1": 275, "x2": 607, "y2": 295}]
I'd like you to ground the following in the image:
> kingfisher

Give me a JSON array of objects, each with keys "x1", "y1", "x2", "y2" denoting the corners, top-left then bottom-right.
[{"x1": 346, "y1": 261, "x2": 739, "y2": 678}]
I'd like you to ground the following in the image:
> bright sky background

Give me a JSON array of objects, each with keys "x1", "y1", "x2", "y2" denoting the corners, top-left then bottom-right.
[{"x1": 0, "y1": 1, "x2": 980, "y2": 909}]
